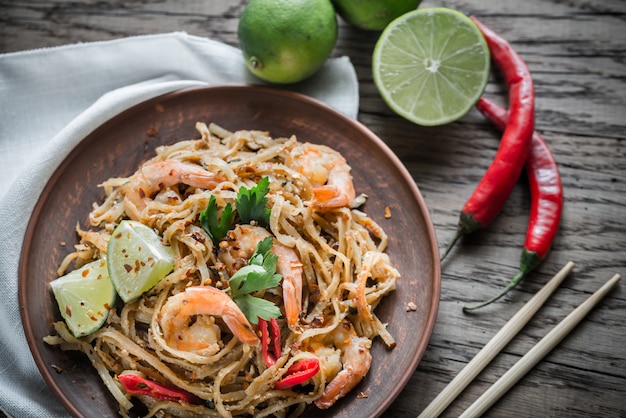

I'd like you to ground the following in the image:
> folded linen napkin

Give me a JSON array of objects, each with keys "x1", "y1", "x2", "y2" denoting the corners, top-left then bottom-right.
[{"x1": 0, "y1": 32, "x2": 358, "y2": 418}]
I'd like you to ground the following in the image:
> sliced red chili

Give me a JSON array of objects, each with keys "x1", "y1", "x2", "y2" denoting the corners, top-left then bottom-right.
[
  {"x1": 274, "y1": 358, "x2": 320, "y2": 390},
  {"x1": 118, "y1": 373, "x2": 198, "y2": 404},
  {"x1": 259, "y1": 317, "x2": 282, "y2": 367}
]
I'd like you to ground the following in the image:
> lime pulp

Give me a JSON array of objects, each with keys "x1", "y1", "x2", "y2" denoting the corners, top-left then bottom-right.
[
  {"x1": 372, "y1": 8, "x2": 490, "y2": 126},
  {"x1": 50, "y1": 258, "x2": 116, "y2": 337},
  {"x1": 107, "y1": 220, "x2": 174, "y2": 302}
]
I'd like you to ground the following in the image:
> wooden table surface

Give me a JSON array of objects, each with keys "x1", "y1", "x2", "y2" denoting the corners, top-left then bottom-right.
[{"x1": 2, "y1": 0, "x2": 625, "y2": 417}]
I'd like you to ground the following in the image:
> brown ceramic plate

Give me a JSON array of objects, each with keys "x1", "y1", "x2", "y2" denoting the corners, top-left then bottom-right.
[{"x1": 19, "y1": 85, "x2": 440, "y2": 418}]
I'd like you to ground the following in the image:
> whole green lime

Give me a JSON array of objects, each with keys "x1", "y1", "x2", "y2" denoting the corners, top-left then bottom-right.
[
  {"x1": 238, "y1": 0, "x2": 338, "y2": 84},
  {"x1": 332, "y1": 0, "x2": 422, "y2": 31}
]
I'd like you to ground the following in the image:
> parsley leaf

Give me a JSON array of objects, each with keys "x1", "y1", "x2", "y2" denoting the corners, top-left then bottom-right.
[
  {"x1": 227, "y1": 236, "x2": 282, "y2": 324},
  {"x1": 199, "y1": 177, "x2": 272, "y2": 244},
  {"x1": 199, "y1": 195, "x2": 234, "y2": 244},
  {"x1": 233, "y1": 295, "x2": 281, "y2": 325},
  {"x1": 237, "y1": 176, "x2": 271, "y2": 227}
]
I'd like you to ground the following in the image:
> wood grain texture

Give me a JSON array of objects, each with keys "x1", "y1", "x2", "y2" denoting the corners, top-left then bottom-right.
[{"x1": 2, "y1": 0, "x2": 625, "y2": 417}]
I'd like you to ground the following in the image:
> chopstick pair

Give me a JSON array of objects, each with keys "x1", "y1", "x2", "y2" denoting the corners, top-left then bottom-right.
[{"x1": 419, "y1": 261, "x2": 621, "y2": 418}]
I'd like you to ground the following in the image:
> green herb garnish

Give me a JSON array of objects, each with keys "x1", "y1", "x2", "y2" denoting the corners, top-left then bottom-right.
[
  {"x1": 227, "y1": 236, "x2": 282, "y2": 324},
  {"x1": 200, "y1": 177, "x2": 271, "y2": 243},
  {"x1": 236, "y1": 176, "x2": 271, "y2": 227},
  {"x1": 199, "y1": 195, "x2": 235, "y2": 244},
  {"x1": 199, "y1": 177, "x2": 279, "y2": 322}
]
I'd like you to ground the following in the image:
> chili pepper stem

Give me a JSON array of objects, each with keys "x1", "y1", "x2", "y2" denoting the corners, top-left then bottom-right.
[
  {"x1": 440, "y1": 229, "x2": 463, "y2": 262},
  {"x1": 463, "y1": 269, "x2": 527, "y2": 311},
  {"x1": 463, "y1": 250, "x2": 543, "y2": 311},
  {"x1": 441, "y1": 212, "x2": 483, "y2": 262}
]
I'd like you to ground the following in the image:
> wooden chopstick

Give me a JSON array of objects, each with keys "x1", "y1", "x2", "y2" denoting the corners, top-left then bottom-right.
[
  {"x1": 458, "y1": 272, "x2": 621, "y2": 417},
  {"x1": 418, "y1": 261, "x2": 575, "y2": 418}
]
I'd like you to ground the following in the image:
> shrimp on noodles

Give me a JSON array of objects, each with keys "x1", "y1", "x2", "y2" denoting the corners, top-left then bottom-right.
[
  {"x1": 44, "y1": 122, "x2": 399, "y2": 418},
  {"x1": 218, "y1": 224, "x2": 303, "y2": 330},
  {"x1": 309, "y1": 321, "x2": 372, "y2": 409},
  {"x1": 124, "y1": 159, "x2": 223, "y2": 221},
  {"x1": 159, "y1": 286, "x2": 259, "y2": 354},
  {"x1": 287, "y1": 143, "x2": 356, "y2": 209}
]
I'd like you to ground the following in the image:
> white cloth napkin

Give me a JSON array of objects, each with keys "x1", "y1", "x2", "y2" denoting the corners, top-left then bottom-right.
[{"x1": 0, "y1": 32, "x2": 359, "y2": 418}]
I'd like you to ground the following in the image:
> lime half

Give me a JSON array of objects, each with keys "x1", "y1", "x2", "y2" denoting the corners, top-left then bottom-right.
[
  {"x1": 50, "y1": 259, "x2": 116, "y2": 337},
  {"x1": 372, "y1": 8, "x2": 490, "y2": 126},
  {"x1": 107, "y1": 220, "x2": 174, "y2": 302}
]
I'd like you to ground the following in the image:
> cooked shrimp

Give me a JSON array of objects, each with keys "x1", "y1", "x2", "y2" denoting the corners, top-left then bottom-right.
[
  {"x1": 312, "y1": 321, "x2": 372, "y2": 409},
  {"x1": 287, "y1": 143, "x2": 356, "y2": 209},
  {"x1": 218, "y1": 224, "x2": 303, "y2": 329},
  {"x1": 159, "y1": 286, "x2": 259, "y2": 354},
  {"x1": 123, "y1": 160, "x2": 223, "y2": 220}
]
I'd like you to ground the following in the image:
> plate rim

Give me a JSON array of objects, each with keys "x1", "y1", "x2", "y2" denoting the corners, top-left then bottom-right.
[{"x1": 18, "y1": 84, "x2": 441, "y2": 418}]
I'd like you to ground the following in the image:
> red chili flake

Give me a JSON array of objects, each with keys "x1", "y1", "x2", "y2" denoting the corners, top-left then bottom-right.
[
  {"x1": 290, "y1": 341, "x2": 302, "y2": 351},
  {"x1": 146, "y1": 127, "x2": 158, "y2": 137},
  {"x1": 124, "y1": 264, "x2": 132, "y2": 273},
  {"x1": 192, "y1": 232, "x2": 205, "y2": 243},
  {"x1": 82, "y1": 269, "x2": 90, "y2": 278},
  {"x1": 65, "y1": 305, "x2": 72, "y2": 317},
  {"x1": 310, "y1": 317, "x2": 324, "y2": 328}
]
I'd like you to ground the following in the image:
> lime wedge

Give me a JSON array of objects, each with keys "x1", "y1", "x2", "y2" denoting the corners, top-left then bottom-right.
[
  {"x1": 372, "y1": 8, "x2": 490, "y2": 126},
  {"x1": 107, "y1": 220, "x2": 174, "y2": 302},
  {"x1": 50, "y1": 259, "x2": 116, "y2": 337}
]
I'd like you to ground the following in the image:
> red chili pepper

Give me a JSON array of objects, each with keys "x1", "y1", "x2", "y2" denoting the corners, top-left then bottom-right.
[
  {"x1": 118, "y1": 373, "x2": 198, "y2": 404},
  {"x1": 464, "y1": 97, "x2": 563, "y2": 310},
  {"x1": 274, "y1": 358, "x2": 320, "y2": 390},
  {"x1": 259, "y1": 317, "x2": 282, "y2": 367},
  {"x1": 441, "y1": 17, "x2": 535, "y2": 261}
]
